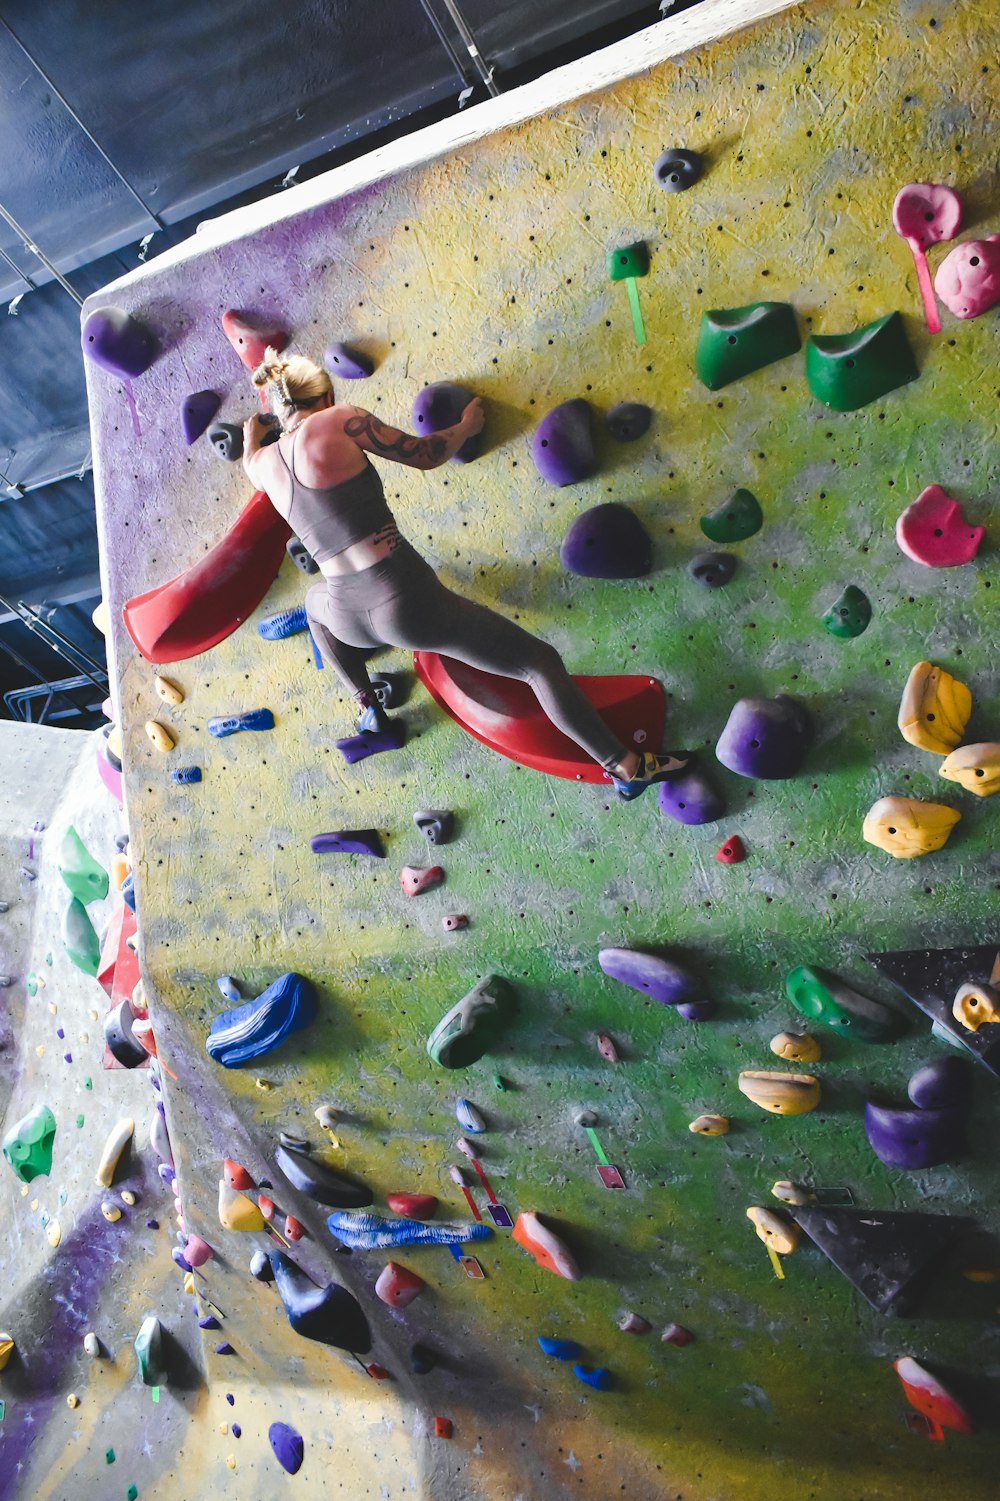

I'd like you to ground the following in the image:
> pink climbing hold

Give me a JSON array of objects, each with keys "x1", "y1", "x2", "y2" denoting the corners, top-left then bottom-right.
[
  {"x1": 258, "y1": 1194, "x2": 275, "y2": 1222},
  {"x1": 716, "y1": 834, "x2": 746, "y2": 864},
  {"x1": 442, "y1": 914, "x2": 469, "y2": 932},
  {"x1": 184, "y1": 1234, "x2": 214, "y2": 1267},
  {"x1": 895, "y1": 484, "x2": 983, "y2": 568},
  {"x1": 934, "y1": 235, "x2": 1000, "y2": 320},
  {"x1": 662, "y1": 1323, "x2": 696, "y2": 1346},
  {"x1": 400, "y1": 866, "x2": 444, "y2": 896},
  {"x1": 619, "y1": 1312, "x2": 651, "y2": 1334},
  {"x1": 891, "y1": 183, "x2": 962, "y2": 333},
  {"x1": 284, "y1": 1214, "x2": 305, "y2": 1242},
  {"x1": 597, "y1": 1032, "x2": 620, "y2": 1062},
  {"x1": 221, "y1": 310, "x2": 288, "y2": 371},
  {"x1": 374, "y1": 1262, "x2": 426, "y2": 1308}
]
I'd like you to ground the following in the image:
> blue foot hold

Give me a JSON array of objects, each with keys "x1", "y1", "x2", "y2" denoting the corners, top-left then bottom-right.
[
  {"x1": 259, "y1": 607, "x2": 309, "y2": 640},
  {"x1": 538, "y1": 1336, "x2": 583, "y2": 1360},
  {"x1": 208, "y1": 708, "x2": 275, "y2": 738},
  {"x1": 573, "y1": 1363, "x2": 614, "y2": 1390},
  {"x1": 206, "y1": 971, "x2": 317, "y2": 1067},
  {"x1": 171, "y1": 765, "x2": 202, "y2": 785},
  {"x1": 336, "y1": 723, "x2": 406, "y2": 764}
]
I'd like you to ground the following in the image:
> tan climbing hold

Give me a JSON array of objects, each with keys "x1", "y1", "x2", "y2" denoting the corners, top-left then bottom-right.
[
  {"x1": 96, "y1": 1118, "x2": 135, "y2": 1187},
  {"x1": 46, "y1": 1219, "x2": 61, "y2": 1247},
  {"x1": 952, "y1": 982, "x2": 1000, "y2": 1032},
  {"x1": 154, "y1": 675, "x2": 185, "y2": 706},
  {"x1": 747, "y1": 1206, "x2": 800, "y2": 1254},
  {"x1": 898, "y1": 661, "x2": 971, "y2": 754},
  {"x1": 92, "y1": 600, "x2": 110, "y2": 637},
  {"x1": 218, "y1": 1179, "x2": 265, "y2": 1233},
  {"x1": 862, "y1": 796, "x2": 960, "y2": 859},
  {"x1": 771, "y1": 1180, "x2": 812, "y2": 1206},
  {"x1": 226, "y1": 1455, "x2": 237, "y2": 1470},
  {"x1": 111, "y1": 853, "x2": 130, "y2": 890},
  {"x1": 254, "y1": 1078, "x2": 273, "y2": 1091},
  {"x1": 102, "y1": 1201, "x2": 122, "y2": 1222},
  {"x1": 107, "y1": 725, "x2": 124, "y2": 761},
  {"x1": 144, "y1": 720, "x2": 175, "y2": 753},
  {"x1": 67, "y1": 1392, "x2": 79, "y2": 1409},
  {"x1": 688, "y1": 1113, "x2": 730, "y2": 1136},
  {"x1": 84, "y1": 1332, "x2": 100, "y2": 1356},
  {"x1": 121, "y1": 1189, "x2": 137, "y2": 1206},
  {"x1": 183, "y1": 1273, "x2": 196, "y2": 1295},
  {"x1": 738, "y1": 1070, "x2": 821, "y2": 1115},
  {"x1": 770, "y1": 1031, "x2": 821, "y2": 1063},
  {"x1": 0, "y1": 1333, "x2": 14, "y2": 1370}
]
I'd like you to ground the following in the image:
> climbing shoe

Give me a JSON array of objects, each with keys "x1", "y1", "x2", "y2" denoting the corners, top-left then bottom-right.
[
  {"x1": 611, "y1": 751, "x2": 691, "y2": 802},
  {"x1": 356, "y1": 700, "x2": 393, "y2": 735}
]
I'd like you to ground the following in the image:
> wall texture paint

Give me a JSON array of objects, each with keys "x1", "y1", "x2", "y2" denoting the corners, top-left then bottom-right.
[{"x1": 26, "y1": 0, "x2": 998, "y2": 1495}]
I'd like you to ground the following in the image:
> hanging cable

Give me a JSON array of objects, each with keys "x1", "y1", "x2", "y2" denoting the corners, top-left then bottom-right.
[
  {"x1": 0, "y1": 202, "x2": 82, "y2": 306},
  {"x1": 430, "y1": 0, "x2": 501, "y2": 96},
  {"x1": 416, "y1": 0, "x2": 478, "y2": 98}
]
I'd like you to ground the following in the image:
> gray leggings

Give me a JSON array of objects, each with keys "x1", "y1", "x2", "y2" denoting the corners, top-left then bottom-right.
[{"x1": 304, "y1": 542, "x2": 625, "y2": 769}]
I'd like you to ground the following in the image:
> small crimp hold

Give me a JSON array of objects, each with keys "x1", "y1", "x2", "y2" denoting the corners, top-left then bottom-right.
[
  {"x1": 171, "y1": 766, "x2": 202, "y2": 784},
  {"x1": 208, "y1": 708, "x2": 274, "y2": 738},
  {"x1": 715, "y1": 834, "x2": 746, "y2": 864},
  {"x1": 442, "y1": 913, "x2": 469, "y2": 932},
  {"x1": 400, "y1": 865, "x2": 444, "y2": 896}
]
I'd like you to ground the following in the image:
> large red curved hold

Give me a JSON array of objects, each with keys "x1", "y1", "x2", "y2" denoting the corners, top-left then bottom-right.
[
  {"x1": 123, "y1": 491, "x2": 291, "y2": 664},
  {"x1": 413, "y1": 652, "x2": 666, "y2": 783}
]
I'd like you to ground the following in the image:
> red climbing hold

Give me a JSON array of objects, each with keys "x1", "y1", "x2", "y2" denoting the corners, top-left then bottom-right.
[
  {"x1": 221, "y1": 310, "x2": 288, "y2": 371},
  {"x1": 366, "y1": 1362, "x2": 391, "y2": 1381},
  {"x1": 716, "y1": 834, "x2": 746, "y2": 864},
  {"x1": 123, "y1": 491, "x2": 291, "y2": 663},
  {"x1": 386, "y1": 1193, "x2": 438, "y2": 1220},
  {"x1": 895, "y1": 484, "x2": 983, "y2": 569},
  {"x1": 414, "y1": 652, "x2": 666, "y2": 784},
  {"x1": 434, "y1": 1417, "x2": 454, "y2": 1439},
  {"x1": 375, "y1": 1262, "x2": 426, "y2": 1308},
  {"x1": 400, "y1": 866, "x2": 444, "y2": 896},
  {"x1": 223, "y1": 1159, "x2": 255, "y2": 1191},
  {"x1": 258, "y1": 1194, "x2": 275, "y2": 1221},
  {"x1": 284, "y1": 1215, "x2": 305, "y2": 1242}
]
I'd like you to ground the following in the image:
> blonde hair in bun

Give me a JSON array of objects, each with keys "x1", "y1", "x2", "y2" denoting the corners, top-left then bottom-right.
[{"x1": 251, "y1": 347, "x2": 332, "y2": 414}]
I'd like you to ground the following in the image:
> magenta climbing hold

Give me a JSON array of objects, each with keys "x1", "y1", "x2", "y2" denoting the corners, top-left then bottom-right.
[
  {"x1": 324, "y1": 342, "x2": 374, "y2": 380},
  {"x1": 892, "y1": 183, "x2": 962, "y2": 332},
  {"x1": 934, "y1": 235, "x2": 1000, "y2": 320},
  {"x1": 619, "y1": 1312, "x2": 651, "y2": 1334},
  {"x1": 311, "y1": 830, "x2": 385, "y2": 857},
  {"x1": 662, "y1": 1323, "x2": 695, "y2": 1346},
  {"x1": 184, "y1": 1234, "x2": 214, "y2": 1267},
  {"x1": 400, "y1": 865, "x2": 444, "y2": 896},
  {"x1": 412, "y1": 382, "x2": 482, "y2": 463},
  {"x1": 599, "y1": 948, "x2": 699, "y2": 1008},
  {"x1": 180, "y1": 391, "x2": 222, "y2": 445},
  {"x1": 81, "y1": 306, "x2": 157, "y2": 379},
  {"x1": 895, "y1": 484, "x2": 984, "y2": 567},
  {"x1": 716, "y1": 695, "x2": 812, "y2": 779},
  {"x1": 531, "y1": 399, "x2": 596, "y2": 486},
  {"x1": 375, "y1": 1261, "x2": 426, "y2": 1308},
  {"x1": 560, "y1": 503, "x2": 653, "y2": 579},
  {"x1": 269, "y1": 1421, "x2": 305, "y2": 1475},
  {"x1": 221, "y1": 310, "x2": 288, "y2": 371}
]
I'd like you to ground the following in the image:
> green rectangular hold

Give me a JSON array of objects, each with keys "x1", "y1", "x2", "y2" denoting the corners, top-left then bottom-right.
[{"x1": 607, "y1": 240, "x2": 649, "y2": 282}]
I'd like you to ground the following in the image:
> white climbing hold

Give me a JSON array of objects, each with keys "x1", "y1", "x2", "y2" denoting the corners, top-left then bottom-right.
[{"x1": 95, "y1": 1118, "x2": 135, "y2": 1187}]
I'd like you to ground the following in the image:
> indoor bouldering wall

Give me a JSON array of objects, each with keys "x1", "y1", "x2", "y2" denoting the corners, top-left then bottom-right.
[{"x1": 65, "y1": 0, "x2": 1000, "y2": 1495}]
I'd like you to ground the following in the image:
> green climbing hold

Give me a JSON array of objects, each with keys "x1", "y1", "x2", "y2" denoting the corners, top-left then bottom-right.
[
  {"x1": 76, "y1": 1114, "x2": 85, "y2": 1129},
  {"x1": 700, "y1": 488, "x2": 763, "y2": 544},
  {"x1": 45, "y1": 951, "x2": 53, "y2": 966},
  {"x1": 695, "y1": 302, "x2": 800, "y2": 390},
  {"x1": 106, "y1": 1448, "x2": 116, "y2": 1465},
  {"x1": 804, "y1": 312, "x2": 918, "y2": 412},
  {"x1": 26, "y1": 973, "x2": 38, "y2": 997},
  {"x1": 128, "y1": 1487, "x2": 139, "y2": 1501},
  {"x1": 134, "y1": 1315, "x2": 169, "y2": 1387},
  {"x1": 785, "y1": 965, "x2": 899, "y2": 1042},
  {"x1": 606, "y1": 241, "x2": 649, "y2": 282},
  {"x1": 58, "y1": 826, "x2": 109, "y2": 904},
  {"x1": 62, "y1": 896, "x2": 101, "y2": 977},
  {"x1": 427, "y1": 975, "x2": 516, "y2": 1069},
  {"x1": 822, "y1": 585, "x2": 872, "y2": 639},
  {"x1": 3, "y1": 1104, "x2": 56, "y2": 1182}
]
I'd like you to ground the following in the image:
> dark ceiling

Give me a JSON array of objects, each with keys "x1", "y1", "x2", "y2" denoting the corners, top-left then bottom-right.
[{"x1": 0, "y1": 0, "x2": 672, "y2": 723}]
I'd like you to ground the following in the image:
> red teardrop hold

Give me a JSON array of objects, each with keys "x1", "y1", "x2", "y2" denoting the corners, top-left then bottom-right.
[
  {"x1": 284, "y1": 1215, "x2": 305, "y2": 1241},
  {"x1": 224, "y1": 1158, "x2": 255, "y2": 1190},
  {"x1": 258, "y1": 1194, "x2": 275, "y2": 1221},
  {"x1": 716, "y1": 834, "x2": 746, "y2": 864},
  {"x1": 386, "y1": 1192, "x2": 439, "y2": 1220}
]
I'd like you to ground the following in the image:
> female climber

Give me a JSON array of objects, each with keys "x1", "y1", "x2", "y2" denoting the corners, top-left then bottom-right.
[{"x1": 242, "y1": 348, "x2": 686, "y2": 799}]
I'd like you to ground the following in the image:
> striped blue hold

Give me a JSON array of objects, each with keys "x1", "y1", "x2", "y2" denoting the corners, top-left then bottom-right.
[
  {"x1": 258, "y1": 607, "x2": 309, "y2": 640},
  {"x1": 327, "y1": 1209, "x2": 492, "y2": 1251},
  {"x1": 206, "y1": 971, "x2": 317, "y2": 1067},
  {"x1": 208, "y1": 707, "x2": 275, "y2": 738}
]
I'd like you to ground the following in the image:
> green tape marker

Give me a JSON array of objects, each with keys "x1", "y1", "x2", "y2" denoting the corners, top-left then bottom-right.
[
  {"x1": 151, "y1": 1386, "x2": 160, "y2": 1404},
  {"x1": 584, "y1": 1126, "x2": 610, "y2": 1166},
  {"x1": 626, "y1": 278, "x2": 646, "y2": 345}
]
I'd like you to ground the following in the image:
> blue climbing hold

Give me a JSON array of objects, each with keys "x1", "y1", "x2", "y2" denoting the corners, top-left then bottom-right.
[
  {"x1": 269, "y1": 1420, "x2": 305, "y2": 1475},
  {"x1": 538, "y1": 1336, "x2": 583, "y2": 1360},
  {"x1": 259, "y1": 608, "x2": 309, "y2": 640},
  {"x1": 171, "y1": 766, "x2": 202, "y2": 785},
  {"x1": 327, "y1": 1209, "x2": 492, "y2": 1251},
  {"x1": 268, "y1": 1251, "x2": 371, "y2": 1353},
  {"x1": 310, "y1": 830, "x2": 385, "y2": 857},
  {"x1": 121, "y1": 872, "x2": 136, "y2": 913},
  {"x1": 206, "y1": 972, "x2": 317, "y2": 1067},
  {"x1": 573, "y1": 1364, "x2": 614, "y2": 1391},
  {"x1": 208, "y1": 708, "x2": 274, "y2": 738}
]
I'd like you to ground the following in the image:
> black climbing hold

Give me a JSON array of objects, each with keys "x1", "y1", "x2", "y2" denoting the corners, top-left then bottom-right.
[
  {"x1": 274, "y1": 1141, "x2": 374, "y2": 1209},
  {"x1": 605, "y1": 402, "x2": 652, "y2": 442},
  {"x1": 689, "y1": 551, "x2": 737, "y2": 588},
  {"x1": 268, "y1": 1250, "x2": 371, "y2": 1352},
  {"x1": 653, "y1": 148, "x2": 704, "y2": 192},
  {"x1": 413, "y1": 809, "x2": 454, "y2": 845},
  {"x1": 560, "y1": 503, "x2": 653, "y2": 579},
  {"x1": 207, "y1": 422, "x2": 243, "y2": 462},
  {"x1": 866, "y1": 945, "x2": 1000, "y2": 1080},
  {"x1": 791, "y1": 1205, "x2": 970, "y2": 1315},
  {"x1": 410, "y1": 1342, "x2": 437, "y2": 1375},
  {"x1": 105, "y1": 998, "x2": 148, "y2": 1069},
  {"x1": 286, "y1": 538, "x2": 319, "y2": 575},
  {"x1": 370, "y1": 672, "x2": 407, "y2": 709}
]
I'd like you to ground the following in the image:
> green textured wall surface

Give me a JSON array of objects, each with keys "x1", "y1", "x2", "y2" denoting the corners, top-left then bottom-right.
[{"x1": 77, "y1": 0, "x2": 1000, "y2": 1495}]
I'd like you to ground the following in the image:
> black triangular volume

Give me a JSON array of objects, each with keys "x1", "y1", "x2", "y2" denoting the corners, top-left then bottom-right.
[
  {"x1": 866, "y1": 945, "x2": 1000, "y2": 1079},
  {"x1": 792, "y1": 1206, "x2": 970, "y2": 1315}
]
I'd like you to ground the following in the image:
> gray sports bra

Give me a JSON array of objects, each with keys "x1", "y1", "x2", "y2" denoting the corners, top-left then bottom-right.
[{"x1": 274, "y1": 432, "x2": 398, "y2": 564}]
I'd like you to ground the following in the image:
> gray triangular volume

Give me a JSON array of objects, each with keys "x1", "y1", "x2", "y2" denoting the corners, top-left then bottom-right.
[
  {"x1": 792, "y1": 1206, "x2": 969, "y2": 1315},
  {"x1": 866, "y1": 945, "x2": 1000, "y2": 1079}
]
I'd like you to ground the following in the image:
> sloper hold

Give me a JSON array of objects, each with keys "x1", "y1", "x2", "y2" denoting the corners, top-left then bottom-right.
[
  {"x1": 105, "y1": 998, "x2": 148, "y2": 1068},
  {"x1": 907, "y1": 1057, "x2": 970, "y2": 1109},
  {"x1": 700, "y1": 488, "x2": 763, "y2": 544},
  {"x1": 206, "y1": 971, "x2": 317, "y2": 1067},
  {"x1": 181, "y1": 390, "x2": 222, "y2": 445},
  {"x1": 689, "y1": 550, "x2": 737, "y2": 588},
  {"x1": 62, "y1": 897, "x2": 101, "y2": 976},
  {"x1": 953, "y1": 982, "x2": 1000, "y2": 1031},
  {"x1": 864, "y1": 1099, "x2": 965, "y2": 1169},
  {"x1": 862, "y1": 796, "x2": 960, "y2": 858},
  {"x1": 0, "y1": 1334, "x2": 14, "y2": 1370},
  {"x1": 897, "y1": 661, "x2": 971, "y2": 754},
  {"x1": 513, "y1": 1211, "x2": 580, "y2": 1280},
  {"x1": 82, "y1": 306, "x2": 157, "y2": 379},
  {"x1": 531, "y1": 398, "x2": 596, "y2": 486},
  {"x1": 654, "y1": 148, "x2": 703, "y2": 192},
  {"x1": 221, "y1": 310, "x2": 288, "y2": 370},
  {"x1": 785, "y1": 965, "x2": 899, "y2": 1041},
  {"x1": 792, "y1": 1206, "x2": 969, "y2": 1314},
  {"x1": 934, "y1": 234, "x2": 1000, "y2": 320},
  {"x1": 822, "y1": 585, "x2": 871, "y2": 639},
  {"x1": 269, "y1": 1421, "x2": 305, "y2": 1475},
  {"x1": 605, "y1": 402, "x2": 651, "y2": 441},
  {"x1": 274, "y1": 1141, "x2": 373, "y2": 1209},
  {"x1": 658, "y1": 767, "x2": 725, "y2": 825},
  {"x1": 695, "y1": 302, "x2": 800, "y2": 390},
  {"x1": 268, "y1": 1251, "x2": 371, "y2": 1353},
  {"x1": 413, "y1": 809, "x2": 453, "y2": 845},
  {"x1": 325, "y1": 341, "x2": 374, "y2": 379},
  {"x1": 574, "y1": 1364, "x2": 613, "y2": 1390},
  {"x1": 58, "y1": 826, "x2": 108, "y2": 904},
  {"x1": 939, "y1": 743, "x2": 1000, "y2": 797},
  {"x1": 867, "y1": 944, "x2": 1000, "y2": 1079},
  {"x1": 598, "y1": 948, "x2": 698, "y2": 1007},
  {"x1": 560, "y1": 503, "x2": 653, "y2": 579},
  {"x1": 218, "y1": 1179, "x2": 265, "y2": 1232},
  {"x1": 310, "y1": 829, "x2": 385, "y2": 857},
  {"x1": 386, "y1": 1192, "x2": 438, "y2": 1220},
  {"x1": 805, "y1": 312, "x2": 918, "y2": 411},
  {"x1": 894, "y1": 1356, "x2": 975, "y2": 1439},
  {"x1": 375, "y1": 1261, "x2": 426, "y2": 1308},
  {"x1": 427, "y1": 975, "x2": 516, "y2": 1068},
  {"x1": 738, "y1": 1071, "x2": 820, "y2": 1115},
  {"x1": 716, "y1": 695, "x2": 812, "y2": 779},
  {"x1": 896, "y1": 484, "x2": 983, "y2": 568},
  {"x1": 412, "y1": 381, "x2": 481, "y2": 463},
  {"x1": 3, "y1": 1104, "x2": 56, "y2": 1182}
]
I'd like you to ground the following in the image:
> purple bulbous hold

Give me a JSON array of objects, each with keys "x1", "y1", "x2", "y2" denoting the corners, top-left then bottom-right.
[
  {"x1": 532, "y1": 399, "x2": 596, "y2": 486},
  {"x1": 324, "y1": 342, "x2": 374, "y2": 380},
  {"x1": 181, "y1": 390, "x2": 222, "y2": 445},
  {"x1": 864, "y1": 1100, "x2": 966, "y2": 1169},
  {"x1": 715, "y1": 695, "x2": 812, "y2": 780},
  {"x1": 598, "y1": 947, "x2": 699, "y2": 1007},
  {"x1": 907, "y1": 1057, "x2": 971, "y2": 1111},
  {"x1": 81, "y1": 306, "x2": 157, "y2": 379},
  {"x1": 269, "y1": 1421, "x2": 304, "y2": 1475},
  {"x1": 658, "y1": 768, "x2": 724, "y2": 825},
  {"x1": 560, "y1": 503, "x2": 653, "y2": 579},
  {"x1": 412, "y1": 381, "x2": 481, "y2": 462}
]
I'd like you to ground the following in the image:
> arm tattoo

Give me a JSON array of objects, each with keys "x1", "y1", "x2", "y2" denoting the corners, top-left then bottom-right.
[{"x1": 344, "y1": 412, "x2": 448, "y2": 467}]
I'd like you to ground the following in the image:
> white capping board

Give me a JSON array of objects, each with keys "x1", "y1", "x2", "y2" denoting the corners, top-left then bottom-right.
[{"x1": 89, "y1": 0, "x2": 798, "y2": 300}]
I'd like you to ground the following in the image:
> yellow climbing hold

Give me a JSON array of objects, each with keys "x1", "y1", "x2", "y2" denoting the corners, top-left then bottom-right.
[
  {"x1": 67, "y1": 1392, "x2": 79, "y2": 1409},
  {"x1": 952, "y1": 982, "x2": 1000, "y2": 1032},
  {"x1": 101, "y1": 1202, "x2": 122, "y2": 1222},
  {"x1": 92, "y1": 600, "x2": 110, "y2": 637},
  {"x1": 771, "y1": 1180, "x2": 812, "y2": 1206},
  {"x1": 121, "y1": 1189, "x2": 137, "y2": 1206},
  {"x1": 107, "y1": 725, "x2": 124, "y2": 762},
  {"x1": 96, "y1": 1117, "x2": 135, "y2": 1187},
  {"x1": 217, "y1": 1179, "x2": 265, "y2": 1232},
  {"x1": 738, "y1": 1070, "x2": 821, "y2": 1116},
  {"x1": 254, "y1": 1078, "x2": 273, "y2": 1091},
  {"x1": 0, "y1": 1334, "x2": 14, "y2": 1370},
  {"x1": 862, "y1": 795, "x2": 960, "y2": 858},
  {"x1": 154, "y1": 675, "x2": 185, "y2": 706},
  {"x1": 46, "y1": 1219, "x2": 61, "y2": 1248},
  {"x1": 111, "y1": 853, "x2": 130, "y2": 890},
  {"x1": 226, "y1": 1455, "x2": 237, "y2": 1470},
  {"x1": 939, "y1": 742, "x2": 1000, "y2": 797},
  {"x1": 144, "y1": 720, "x2": 175, "y2": 753},
  {"x1": 897, "y1": 661, "x2": 971, "y2": 754},
  {"x1": 769, "y1": 1031, "x2": 821, "y2": 1063},
  {"x1": 183, "y1": 1273, "x2": 196, "y2": 1296},
  {"x1": 688, "y1": 1113, "x2": 730, "y2": 1136},
  {"x1": 747, "y1": 1207, "x2": 800, "y2": 1255}
]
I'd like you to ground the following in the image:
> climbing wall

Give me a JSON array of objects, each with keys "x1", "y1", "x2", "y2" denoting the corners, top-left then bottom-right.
[{"x1": 65, "y1": 0, "x2": 1000, "y2": 1494}]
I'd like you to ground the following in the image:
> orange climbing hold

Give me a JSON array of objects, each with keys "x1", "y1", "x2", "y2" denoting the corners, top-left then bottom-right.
[
  {"x1": 513, "y1": 1211, "x2": 580, "y2": 1280},
  {"x1": 221, "y1": 310, "x2": 288, "y2": 372},
  {"x1": 223, "y1": 1160, "x2": 255, "y2": 1191},
  {"x1": 434, "y1": 1417, "x2": 453, "y2": 1439}
]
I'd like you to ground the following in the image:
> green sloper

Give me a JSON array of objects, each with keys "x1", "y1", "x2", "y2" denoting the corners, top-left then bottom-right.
[
  {"x1": 700, "y1": 488, "x2": 763, "y2": 544},
  {"x1": 58, "y1": 825, "x2": 109, "y2": 904},
  {"x1": 427, "y1": 975, "x2": 516, "y2": 1068},
  {"x1": 694, "y1": 302, "x2": 801, "y2": 389},
  {"x1": 822, "y1": 585, "x2": 872, "y2": 639},
  {"x1": 62, "y1": 895, "x2": 101, "y2": 976},
  {"x1": 805, "y1": 312, "x2": 918, "y2": 411},
  {"x1": 785, "y1": 964, "x2": 900, "y2": 1041}
]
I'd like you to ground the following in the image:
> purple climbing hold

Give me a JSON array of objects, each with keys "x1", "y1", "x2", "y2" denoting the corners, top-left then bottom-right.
[
  {"x1": 907, "y1": 1057, "x2": 970, "y2": 1111},
  {"x1": 412, "y1": 381, "x2": 481, "y2": 463},
  {"x1": 181, "y1": 390, "x2": 222, "y2": 445},
  {"x1": 658, "y1": 768, "x2": 724, "y2": 825},
  {"x1": 198, "y1": 1315, "x2": 221, "y2": 1330},
  {"x1": 864, "y1": 1100, "x2": 966, "y2": 1169},
  {"x1": 715, "y1": 695, "x2": 812, "y2": 780},
  {"x1": 532, "y1": 399, "x2": 596, "y2": 486},
  {"x1": 310, "y1": 830, "x2": 386, "y2": 857},
  {"x1": 269, "y1": 1421, "x2": 304, "y2": 1475},
  {"x1": 324, "y1": 342, "x2": 374, "y2": 380},
  {"x1": 231, "y1": 1423, "x2": 241, "y2": 1438},
  {"x1": 215, "y1": 1342, "x2": 235, "y2": 1355},
  {"x1": 676, "y1": 999, "x2": 718, "y2": 1021},
  {"x1": 605, "y1": 402, "x2": 652, "y2": 442},
  {"x1": 81, "y1": 306, "x2": 157, "y2": 380},
  {"x1": 599, "y1": 947, "x2": 699, "y2": 1008},
  {"x1": 560, "y1": 503, "x2": 653, "y2": 579},
  {"x1": 336, "y1": 723, "x2": 406, "y2": 763}
]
